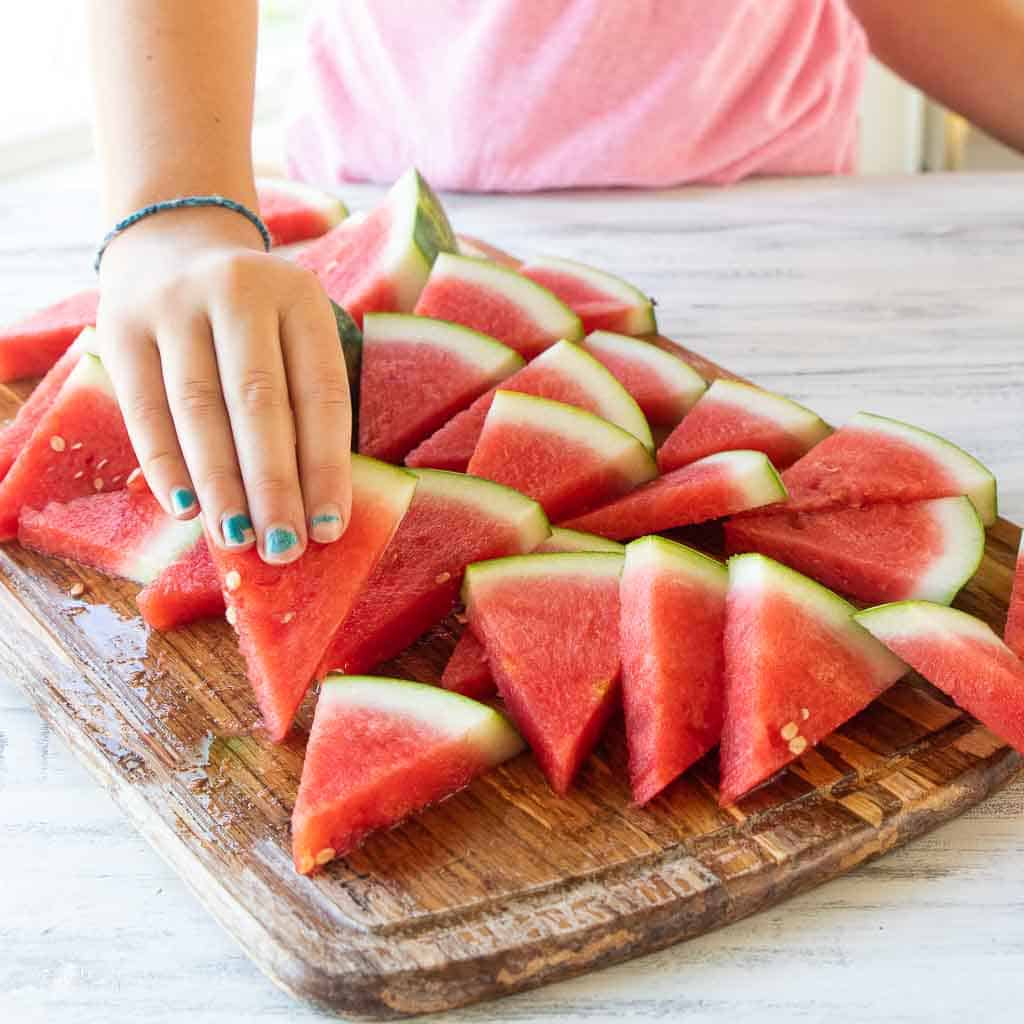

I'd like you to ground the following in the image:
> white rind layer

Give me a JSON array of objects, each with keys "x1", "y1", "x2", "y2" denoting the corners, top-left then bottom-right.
[
  {"x1": 66, "y1": 353, "x2": 116, "y2": 397},
  {"x1": 695, "y1": 450, "x2": 788, "y2": 507},
  {"x1": 349, "y1": 454, "x2": 419, "y2": 520},
  {"x1": 624, "y1": 535, "x2": 728, "y2": 595},
  {"x1": 124, "y1": 519, "x2": 204, "y2": 585},
  {"x1": 541, "y1": 527, "x2": 626, "y2": 554},
  {"x1": 256, "y1": 176, "x2": 348, "y2": 225},
  {"x1": 911, "y1": 497, "x2": 985, "y2": 604},
  {"x1": 702, "y1": 380, "x2": 831, "y2": 444},
  {"x1": 855, "y1": 600, "x2": 1005, "y2": 649},
  {"x1": 465, "y1": 551, "x2": 625, "y2": 598}
]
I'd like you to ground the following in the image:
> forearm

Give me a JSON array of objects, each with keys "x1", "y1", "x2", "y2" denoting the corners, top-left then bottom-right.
[
  {"x1": 88, "y1": 0, "x2": 259, "y2": 220},
  {"x1": 848, "y1": 0, "x2": 1024, "y2": 154}
]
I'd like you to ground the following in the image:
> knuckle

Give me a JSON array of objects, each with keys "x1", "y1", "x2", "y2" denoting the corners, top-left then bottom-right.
[
  {"x1": 248, "y1": 473, "x2": 292, "y2": 502},
  {"x1": 237, "y1": 369, "x2": 288, "y2": 414},
  {"x1": 143, "y1": 449, "x2": 182, "y2": 480},
  {"x1": 299, "y1": 367, "x2": 350, "y2": 409},
  {"x1": 127, "y1": 393, "x2": 169, "y2": 431},
  {"x1": 176, "y1": 377, "x2": 223, "y2": 418}
]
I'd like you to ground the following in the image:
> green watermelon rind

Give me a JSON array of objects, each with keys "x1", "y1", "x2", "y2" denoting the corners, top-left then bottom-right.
[
  {"x1": 330, "y1": 301, "x2": 363, "y2": 447},
  {"x1": 854, "y1": 600, "x2": 1006, "y2": 651},
  {"x1": 256, "y1": 176, "x2": 349, "y2": 226},
  {"x1": 521, "y1": 255, "x2": 658, "y2": 335},
  {"x1": 848, "y1": 412, "x2": 998, "y2": 527},
  {"x1": 540, "y1": 527, "x2": 625, "y2": 554},
  {"x1": 700, "y1": 379, "x2": 831, "y2": 447},
  {"x1": 727, "y1": 553, "x2": 908, "y2": 680},
  {"x1": 318, "y1": 674, "x2": 525, "y2": 764},
  {"x1": 464, "y1": 551, "x2": 626, "y2": 606},
  {"x1": 625, "y1": 535, "x2": 728, "y2": 595},
  {"x1": 406, "y1": 468, "x2": 551, "y2": 550},
  {"x1": 484, "y1": 390, "x2": 658, "y2": 487},
  {"x1": 698, "y1": 449, "x2": 789, "y2": 507},
  {"x1": 429, "y1": 252, "x2": 584, "y2": 344},
  {"x1": 68, "y1": 351, "x2": 116, "y2": 396},
  {"x1": 348, "y1": 453, "x2": 420, "y2": 518}
]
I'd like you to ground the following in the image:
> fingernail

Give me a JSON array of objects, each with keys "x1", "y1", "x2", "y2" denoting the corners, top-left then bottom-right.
[
  {"x1": 170, "y1": 487, "x2": 197, "y2": 516},
  {"x1": 221, "y1": 512, "x2": 255, "y2": 548},
  {"x1": 264, "y1": 525, "x2": 300, "y2": 563},
  {"x1": 310, "y1": 506, "x2": 344, "y2": 544}
]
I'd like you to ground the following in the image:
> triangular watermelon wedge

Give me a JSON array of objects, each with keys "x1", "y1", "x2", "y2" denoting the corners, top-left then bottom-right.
[
  {"x1": 559, "y1": 450, "x2": 787, "y2": 540},
  {"x1": 406, "y1": 338, "x2": 654, "y2": 471},
  {"x1": 0, "y1": 289, "x2": 99, "y2": 382},
  {"x1": 18, "y1": 487, "x2": 202, "y2": 584},
  {"x1": 582, "y1": 331, "x2": 706, "y2": 431},
  {"x1": 357, "y1": 313, "x2": 523, "y2": 462},
  {"x1": 209, "y1": 455, "x2": 417, "y2": 742},
  {"x1": 1006, "y1": 538, "x2": 1024, "y2": 660},
  {"x1": 297, "y1": 168, "x2": 455, "y2": 326},
  {"x1": 519, "y1": 255, "x2": 657, "y2": 336},
  {"x1": 725, "y1": 497, "x2": 984, "y2": 605},
  {"x1": 0, "y1": 354, "x2": 137, "y2": 541},
  {"x1": 855, "y1": 602, "x2": 1024, "y2": 754},
  {"x1": 658, "y1": 379, "x2": 830, "y2": 473},
  {"x1": 136, "y1": 540, "x2": 225, "y2": 631},
  {"x1": 317, "y1": 469, "x2": 549, "y2": 677},
  {"x1": 464, "y1": 552, "x2": 624, "y2": 793},
  {"x1": 292, "y1": 675, "x2": 524, "y2": 873},
  {"x1": 441, "y1": 527, "x2": 624, "y2": 700},
  {"x1": 467, "y1": 391, "x2": 656, "y2": 522},
  {"x1": 256, "y1": 176, "x2": 347, "y2": 247},
  {"x1": 621, "y1": 537, "x2": 728, "y2": 804},
  {"x1": 719, "y1": 554, "x2": 907, "y2": 805},
  {"x1": 0, "y1": 326, "x2": 98, "y2": 482},
  {"x1": 413, "y1": 252, "x2": 583, "y2": 359},
  {"x1": 778, "y1": 412, "x2": 998, "y2": 526}
]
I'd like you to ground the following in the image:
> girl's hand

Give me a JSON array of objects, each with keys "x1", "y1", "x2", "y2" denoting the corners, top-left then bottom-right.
[{"x1": 97, "y1": 207, "x2": 352, "y2": 564}]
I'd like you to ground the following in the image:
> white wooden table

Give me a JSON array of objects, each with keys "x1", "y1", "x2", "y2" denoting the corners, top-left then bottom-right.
[{"x1": 1, "y1": 173, "x2": 1023, "y2": 1023}]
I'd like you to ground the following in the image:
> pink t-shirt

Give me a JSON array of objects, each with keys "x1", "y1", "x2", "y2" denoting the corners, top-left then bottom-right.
[{"x1": 286, "y1": 0, "x2": 867, "y2": 192}]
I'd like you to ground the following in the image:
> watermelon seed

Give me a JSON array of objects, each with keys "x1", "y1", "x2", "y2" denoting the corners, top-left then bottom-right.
[
  {"x1": 71, "y1": 441, "x2": 83, "y2": 451},
  {"x1": 127, "y1": 468, "x2": 143, "y2": 487},
  {"x1": 68, "y1": 582, "x2": 86, "y2": 598},
  {"x1": 281, "y1": 612, "x2": 295, "y2": 624},
  {"x1": 96, "y1": 458, "x2": 109, "y2": 471},
  {"x1": 788, "y1": 736, "x2": 808, "y2": 756},
  {"x1": 299, "y1": 854, "x2": 315, "y2": 874},
  {"x1": 225, "y1": 570, "x2": 242, "y2": 592},
  {"x1": 800, "y1": 707, "x2": 810, "y2": 720},
  {"x1": 315, "y1": 847, "x2": 336, "y2": 866},
  {"x1": 225, "y1": 606, "x2": 238, "y2": 627},
  {"x1": 93, "y1": 478, "x2": 105, "y2": 492},
  {"x1": 49, "y1": 435, "x2": 66, "y2": 452},
  {"x1": 435, "y1": 572, "x2": 451, "y2": 584},
  {"x1": 780, "y1": 722, "x2": 799, "y2": 742},
  {"x1": 111, "y1": 475, "x2": 122, "y2": 485},
  {"x1": 73, "y1": 471, "x2": 85, "y2": 480}
]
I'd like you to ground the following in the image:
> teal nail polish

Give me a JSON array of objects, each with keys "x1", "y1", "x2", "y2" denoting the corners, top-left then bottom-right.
[
  {"x1": 311, "y1": 513, "x2": 340, "y2": 527},
  {"x1": 221, "y1": 512, "x2": 254, "y2": 548},
  {"x1": 310, "y1": 508, "x2": 343, "y2": 544},
  {"x1": 265, "y1": 527, "x2": 299, "y2": 557},
  {"x1": 170, "y1": 487, "x2": 197, "y2": 514}
]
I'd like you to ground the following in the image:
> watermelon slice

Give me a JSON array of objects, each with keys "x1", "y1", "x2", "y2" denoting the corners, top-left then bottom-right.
[
  {"x1": 136, "y1": 540, "x2": 224, "y2": 631},
  {"x1": 0, "y1": 327, "x2": 98, "y2": 482},
  {"x1": 456, "y1": 234, "x2": 521, "y2": 269},
  {"x1": 1006, "y1": 537, "x2": 1024, "y2": 659},
  {"x1": 297, "y1": 168, "x2": 455, "y2": 326},
  {"x1": 210, "y1": 455, "x2": 417, "y2": 742},
  {"x1": 357, "y1": 314, "x2": 523, "y2": 463},
  {"x1": 292, "y1": 675, "x2": 524, "y2": 873},
  {"x1": 518, "y1": 255, "x2": 657, "y2": 336},
  {"x1": 620, "y1": 537, "x2": 728, "y2": 804},
  {"x1": 725, "y1": 497, "x2": 984, "y2": 606},
  {"x1": 658, "y1": 379, "x2": 830, "y2": 473},
  {"x1": 719, "y1": 554, "x2": 907, "y2": 805},
  {"x1": 582, "y1": 331, "x2": 706, "y2": 431},
  {"x1": 18, "y1": 488, "x2": 202, "y2": 584},
  {"x1": 560, "y1": 450, "x2": 787, "y2": 541},
  {"x1": 256, "y1": 177, "x2": 347, "y2": 247},
  {"x1": 0, "y1": 289, "x2": 99, "y2": 382},
  {"x1": 441, "y1": 528, "x2": 624, "y2": 700},
  {"x1": 463, "y1": 552, "x2": 624, "y2": 793},
  {"x1": 467, "y1": 391, "x2": 657, "y2": 522},
  {"x1": 0, "y1": 354, "x2": 137, "y2": 541},
  {"x1": 413, "y1": 253, "x2": 583, "y2": 359},
  {"x1": 778, "y1": 412, "x2": 998, "y2": 527},
  {"x1": 317, "y1": 469, "x2": 549, "y2": 677},
  {"x1": 856, "y1": 601, "x2": 1024, "y2": 754},
  {"x1": 405, "y1": 338, "x2": 654, "y2": 471}
]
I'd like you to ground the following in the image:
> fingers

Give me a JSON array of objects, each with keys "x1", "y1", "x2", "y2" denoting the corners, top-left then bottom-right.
[
  {"x1": 156, "y1": 316, "x2": 255, "y2": 553},
  {"x1": 280, "y1": 280, "x2": 353, "y2": 544},
  {"x1": 100, "y1": 325, "x2": 198, "y2": 521}
]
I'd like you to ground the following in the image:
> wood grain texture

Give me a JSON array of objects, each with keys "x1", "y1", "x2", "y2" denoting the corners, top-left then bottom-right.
[{"x1": 1, "y1": 173, "x2": 1023, "y2": 1023}]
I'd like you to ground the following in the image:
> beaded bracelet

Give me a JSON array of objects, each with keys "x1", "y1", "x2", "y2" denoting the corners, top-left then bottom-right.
[{"x1": 93, "y1": 195, "x2": 272, "y2": 272}]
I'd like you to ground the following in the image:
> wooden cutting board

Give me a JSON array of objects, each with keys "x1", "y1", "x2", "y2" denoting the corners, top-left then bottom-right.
[{"x1": 0, "y1": 341, "x2": 1019, "y2": 1020}]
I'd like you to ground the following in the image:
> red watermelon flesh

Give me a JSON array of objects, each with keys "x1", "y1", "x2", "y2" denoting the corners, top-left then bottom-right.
[
  {"x1": 777, "y1": 412, "x2": 997, "y2": 527},
  {"x1": 317, "y1": 470, "x2": 549, "y2": 678},
  {"x1": 406, "y1": 338, "x2": 653, "y2": 472},
  {"x1": 0, "y1": 327, "x2": 97, "y2": 482},
  {"x1": 358, "y1": 314, "x2": 523, "y2": 463},
  {"x1": 1006, "y1": 539, "x2": 1024, "y2": 659},
  {"x1": 413, "y1": 253, "x2": 582, "y2": 359},
  {"x1": 463, "y1": 552, "x2": 624, "y2": 793},
  {"x1": 857, "y1": 601, "x2": 1024, "y2": 753},
  {"x1": 292, "y1": 676, "x2": 523, "y2": 873},
  {"x1": 560, "y1": 450, "x2": 786, "y2": 541},
  {"x1": 518, "y1": 256, "x2": 656, "y2": 336},
  {"x1": 442, "y1": 527, "x2": 624, "y2": 700},
  {"x1": 0, "y1": 355, "x2": 137, "y2": 541},
  {"x1": 0, "y1": 289, "x2": 99, "y2": 382},
  {"x1": 620, "y1": 537, "x2": 728, "y2": 805},
  {"x1": 137, "y1": 540, "x2": 225, "y2": 631},
  {"x1": 719, "y1": 554, "x2": 906, "y2": 805},
  {"x1": 658, "y1": 379, "x2": 830, "y2": 473},
  {"x1": 725, "y1": 497, "x2": 984, "y2": 606},
  {"x1": 256, "y1": 177, "x2": 347, "y2": 246},
  {"x1": 210, "y1": 456, "x2": 417, "y2": 742},
  {"x1": 456, "y1": 234, "x2": 521, "y2": 269},
  {"x1": 18, "y1": 488, "x2": 202, "y2": 584},
  {"x1": 466, "y1": 391, "x2": 656, "y2": 523}
]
